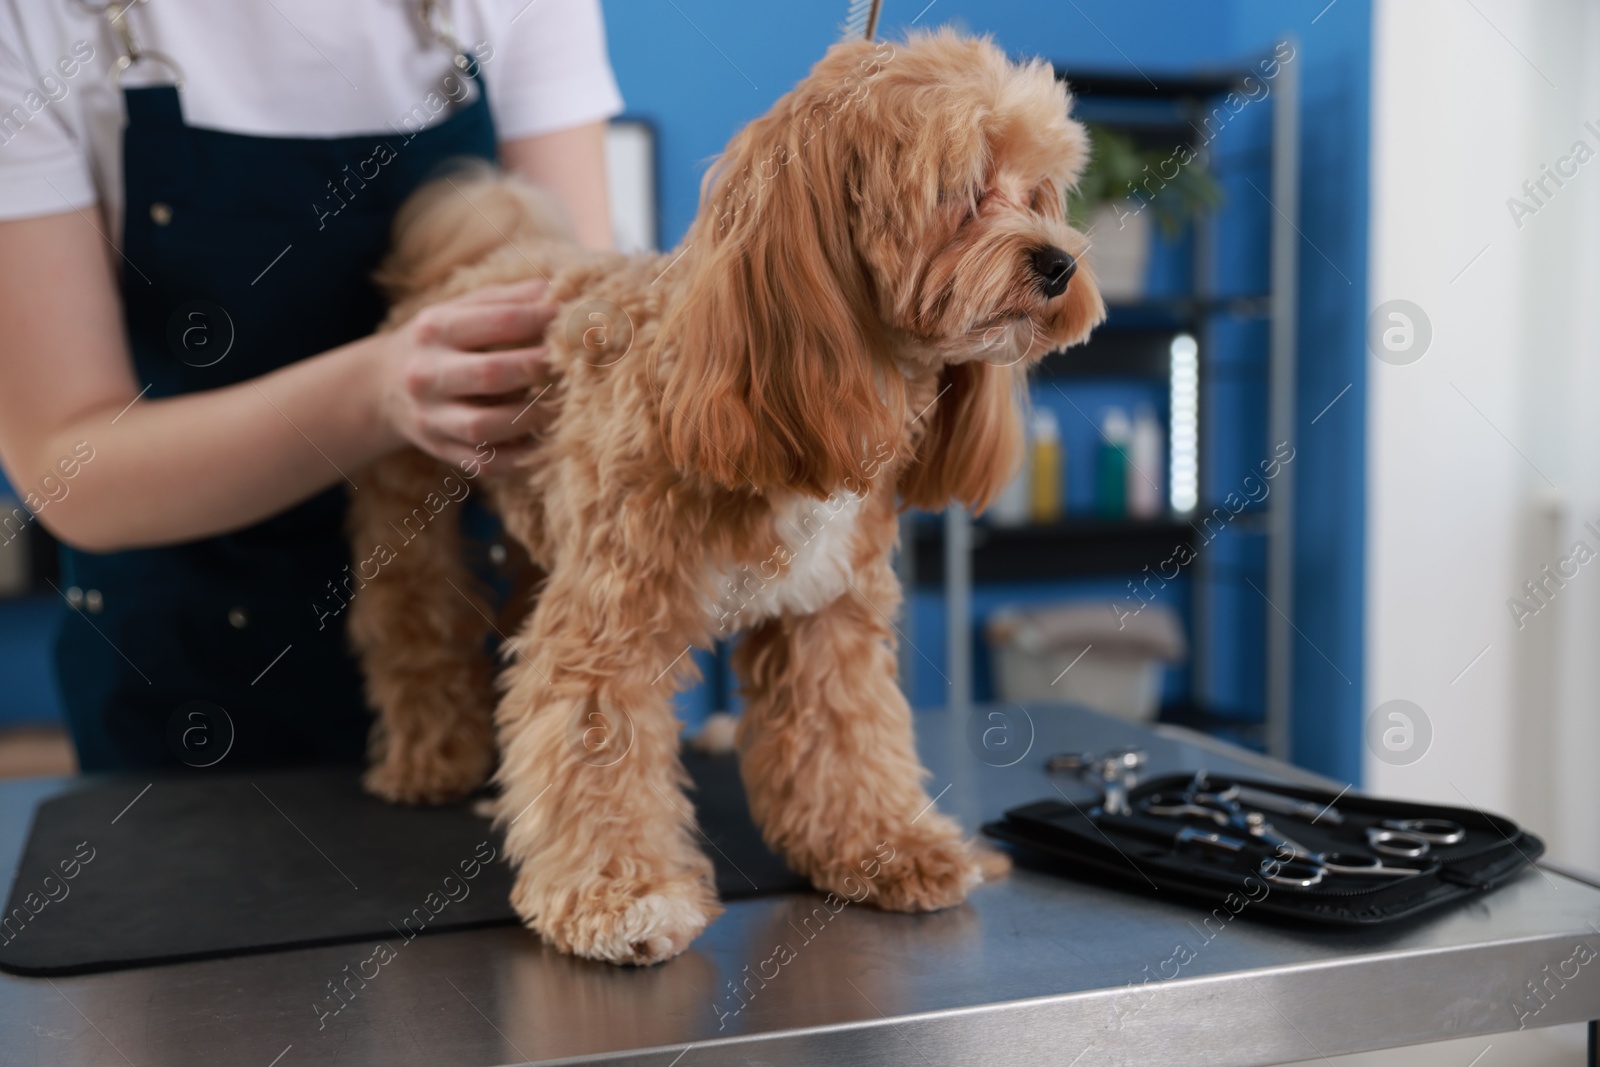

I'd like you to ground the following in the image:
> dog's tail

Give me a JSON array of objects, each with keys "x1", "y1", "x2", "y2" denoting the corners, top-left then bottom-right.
[{"x1": 373, "y1": 160, "x2": 573, "y2": 302}]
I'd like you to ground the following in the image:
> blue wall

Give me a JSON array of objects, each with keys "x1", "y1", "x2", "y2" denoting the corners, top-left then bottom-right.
[{"x1": 603, "y1": 0, "x2": 1371, "y2": 782}]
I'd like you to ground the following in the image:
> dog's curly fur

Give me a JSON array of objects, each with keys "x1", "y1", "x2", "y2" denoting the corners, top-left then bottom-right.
[{"x1": 348, "y1": 30, "x2": 1105, "y2": 965}]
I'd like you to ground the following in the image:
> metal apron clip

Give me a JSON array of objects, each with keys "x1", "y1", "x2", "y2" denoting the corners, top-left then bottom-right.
[
  {"x1": 77, "y1": 0, "x2": 185, "y2": 88},
  {"x1": 418, "y1": 0, "x2": 477, "y2": 75}
]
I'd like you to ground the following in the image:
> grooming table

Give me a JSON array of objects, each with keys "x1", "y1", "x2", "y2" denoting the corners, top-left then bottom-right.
[{"x1": 1, "y1": 705, "x2": 1596, "y2": 1066}]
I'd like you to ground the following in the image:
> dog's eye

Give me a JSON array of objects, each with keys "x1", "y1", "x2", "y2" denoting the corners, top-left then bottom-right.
[{"x1": 1027, "y1": 185, "x2": 1046, "y2": 211}]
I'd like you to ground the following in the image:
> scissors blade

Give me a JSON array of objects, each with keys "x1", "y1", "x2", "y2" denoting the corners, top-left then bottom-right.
[{"x1": 1232, "y1": 784, "x2": 1345, "y2": 825}]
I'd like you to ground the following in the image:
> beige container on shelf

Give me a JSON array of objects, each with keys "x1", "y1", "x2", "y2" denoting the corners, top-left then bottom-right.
[
  {"x1": 985, "y1": 601, "x2": 1187, "y2": 721},
  {"x1": 1086, "y1": 202, "x2": 1151, "y2": 301}
]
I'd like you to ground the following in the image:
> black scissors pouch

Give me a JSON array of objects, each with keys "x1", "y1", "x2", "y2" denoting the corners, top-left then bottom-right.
[{"x1": 982, "y1": 774, "x2": 1544, "y2": 925}]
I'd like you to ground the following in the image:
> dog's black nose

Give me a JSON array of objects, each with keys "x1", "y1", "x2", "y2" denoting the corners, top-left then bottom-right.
[{"x1": 1030, "y1": 246, "x2": 1077, "y2": 298}]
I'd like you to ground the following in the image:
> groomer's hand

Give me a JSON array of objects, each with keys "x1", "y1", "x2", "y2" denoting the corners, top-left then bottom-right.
[{"x1": 375, "y1": 279, "x2": 559, "y2": 470}]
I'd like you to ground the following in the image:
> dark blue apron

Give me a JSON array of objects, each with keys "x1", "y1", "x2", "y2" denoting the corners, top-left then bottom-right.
[{"x1": 56, "y1": 60, "x2": 498, "y2": 771}]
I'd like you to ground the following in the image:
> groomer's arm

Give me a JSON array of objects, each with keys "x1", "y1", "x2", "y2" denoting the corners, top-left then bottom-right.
[
  {"x1": 501, "y1": 121, "x2": 615, "y2": 251},
  {"x1": 0, "y1": 210, "x2": 556, "y2": 552}
]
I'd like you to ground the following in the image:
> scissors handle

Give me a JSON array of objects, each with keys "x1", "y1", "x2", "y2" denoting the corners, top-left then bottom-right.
[
  {"x1": 1137, "y1": 793, "x2": 1230, "y2": 825},
  {"x1": 1261, "y1": 857, "x2": 1326, "y2": 888},
  {"x1": 1365, "y1": 827, "x2": 1430, "y2": 858},
  {"x1": 1316, "y1": 851, "x2": 1424, "y2": 878}
]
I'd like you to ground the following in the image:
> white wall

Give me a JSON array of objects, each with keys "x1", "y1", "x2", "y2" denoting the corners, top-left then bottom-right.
[{"x1": 1367, "y1": 0, "x2": 1600, "y2": 870}]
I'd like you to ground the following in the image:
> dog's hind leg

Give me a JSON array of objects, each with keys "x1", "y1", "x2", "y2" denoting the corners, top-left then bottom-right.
[
  {"x1": 347, "y1": 449, "x2": 498, "y2": 804},
  {"x1": 733, "y1": 537, "x2": 989, "y2": 913},
  {"x1": 492, "y1": 556, "x2": 721, "y2": 965}
]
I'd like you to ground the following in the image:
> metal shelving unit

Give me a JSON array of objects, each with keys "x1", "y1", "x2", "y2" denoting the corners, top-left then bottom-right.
[{"x1": 903, "y1": 51, "x2": 1300, "y2": 760}]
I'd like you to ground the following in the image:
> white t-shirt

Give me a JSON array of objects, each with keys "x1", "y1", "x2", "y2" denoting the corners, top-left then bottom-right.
[{"x1": 0, "y1": 0, "x2": 624, "y2": 231}]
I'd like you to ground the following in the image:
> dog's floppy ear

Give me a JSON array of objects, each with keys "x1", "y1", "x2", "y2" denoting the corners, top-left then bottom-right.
[
  {"x1": 900, "y1": 360, "x2": 1026, "y2": 514},
  {"x1": 656, "y1": 102, "x2": 903, "y2": 498}
]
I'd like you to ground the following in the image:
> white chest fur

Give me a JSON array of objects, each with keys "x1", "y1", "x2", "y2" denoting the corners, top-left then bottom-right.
[{"x1": 703, "y1": 491, "x2": 863, "y2": 634}]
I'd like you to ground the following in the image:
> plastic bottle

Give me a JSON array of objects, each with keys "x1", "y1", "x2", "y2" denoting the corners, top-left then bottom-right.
[
  {"x1": 1128, "y1": 404, "x2": 1166, "y2": 519},
  {"x1": 1096, "y1": 407, "x2": 1130, "y2": 518},
  {"x1": 991, "y1": 418, "x2": 1031, "y2": 526},
  {"x1": 1028, "y1": 408, "x2": 1062, "y2": 523}
]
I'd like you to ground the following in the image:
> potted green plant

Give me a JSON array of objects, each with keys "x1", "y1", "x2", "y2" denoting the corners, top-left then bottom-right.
[{"x1": 1067, "y1": 123, "x2": 1223, "y2": 300}]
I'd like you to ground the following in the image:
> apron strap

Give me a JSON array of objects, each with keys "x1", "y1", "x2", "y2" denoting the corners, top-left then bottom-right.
[{"x1": 123, "y1": 83, "x2": 185, "y2": 128}]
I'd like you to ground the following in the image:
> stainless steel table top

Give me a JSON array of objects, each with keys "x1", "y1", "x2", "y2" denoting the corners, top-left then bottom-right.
[{"x1": 1, "y1": 706, "x2": 1596, "y2": 1067}]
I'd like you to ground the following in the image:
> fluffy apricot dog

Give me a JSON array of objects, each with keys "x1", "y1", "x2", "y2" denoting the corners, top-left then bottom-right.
[{"x1": 349, "y1": 29, "x2": 1105, "y2": 964}]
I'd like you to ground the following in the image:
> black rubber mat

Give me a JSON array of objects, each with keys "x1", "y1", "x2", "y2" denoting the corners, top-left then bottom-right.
[{"x1": 0, "y1": 749, "x2": 806, "y2": 975}]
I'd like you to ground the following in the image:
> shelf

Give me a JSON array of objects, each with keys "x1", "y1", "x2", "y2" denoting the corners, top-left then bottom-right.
[
  {"x1": 909, "y1": 515, "x2": 1194, "y2": 587},
  {"x1": 1039, "y1": 324, "x2": 1173, "y2": 380},
  {"x1": 1056, "y1": 68, "x2": 1254, "y2": 103},
  {"x1": 1058, "y1": 66, "x2": 1267, "y2": 140},
  {"x1": 1103, "y1": 296, "x2": 1271, "y2": 323},
  {"x1": 1033, "y1": 298, "x2": 1270, "y2": 380}
]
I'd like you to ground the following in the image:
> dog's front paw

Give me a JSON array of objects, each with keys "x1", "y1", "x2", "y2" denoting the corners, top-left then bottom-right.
[
  {"x1": 514, "y1": 873, "x2": 722, "y2": 965},
  {"x1": 868, "y1": 832, "x2": 987, "y2": 912},
  {"x1": 363, "y1": 745, "x2": 490, "y2": 806},
  {"x1": 810, "y1": 825, "x2": 986, "y2": 914}
]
